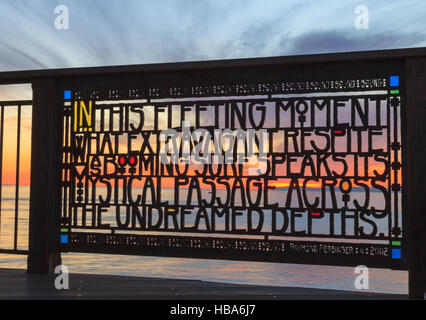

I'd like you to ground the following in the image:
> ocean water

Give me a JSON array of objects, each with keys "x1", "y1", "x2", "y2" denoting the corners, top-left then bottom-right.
[{"x1": 0, "y1": 185, "x2": 408, "y2": 294}]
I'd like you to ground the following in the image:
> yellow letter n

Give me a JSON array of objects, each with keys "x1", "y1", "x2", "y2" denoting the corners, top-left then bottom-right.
[{"x1": 74, "y1": 100, "x2": 93, "y2": 132}]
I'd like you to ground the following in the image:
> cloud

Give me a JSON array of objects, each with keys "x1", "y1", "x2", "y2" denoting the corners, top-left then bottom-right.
[
  {"x1": 0, "y1": 0, "x2": 425, "y2": 71},
  {"x1": 287, "y1": 30, "x2": 426, "y2": 55}
]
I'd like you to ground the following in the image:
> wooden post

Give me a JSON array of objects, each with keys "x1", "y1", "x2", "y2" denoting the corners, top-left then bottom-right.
[
  {"x1": 27, "y1": 79, "x2": 62, "y2": 274},
  {"x1": 405, "y1": 57, "x2": 426, "y2": 299}
]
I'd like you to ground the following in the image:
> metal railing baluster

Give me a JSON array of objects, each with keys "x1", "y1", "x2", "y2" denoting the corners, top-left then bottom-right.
[{"x1": 13, "y1": 104, "x2": 21, "y2": 250}]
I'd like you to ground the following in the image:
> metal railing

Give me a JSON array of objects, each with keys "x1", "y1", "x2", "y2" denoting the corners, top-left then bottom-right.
[
  {"x1": 0, "y1": 100, "x2": 32, "y2": 255},
  {"x1": 0, "y1": 47, "x2": 423, "y2": 298}
]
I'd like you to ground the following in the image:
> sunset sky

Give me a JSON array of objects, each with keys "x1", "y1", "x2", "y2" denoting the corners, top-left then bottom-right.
[
  {"x1": 0, "y1": 0, "x2": 425, "y2": 71},
  {"x1": 0, "y1": 0, "x2": 423, "y2": 186}
]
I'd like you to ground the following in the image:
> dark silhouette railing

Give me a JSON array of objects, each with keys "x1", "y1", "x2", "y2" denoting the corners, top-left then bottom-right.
[
  {"x1": 59, "y1": 66, "x2": 404, "y2": 269},
  {"x1": 0, "y1": 48, "x2": 424, "y2": 299},
  {"x1": 0, "y1": 100, "x2": 32, "y2": 255}
]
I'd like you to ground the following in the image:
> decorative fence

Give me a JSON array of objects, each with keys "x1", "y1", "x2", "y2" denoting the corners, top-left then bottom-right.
[
  {"x1": 0, "y1": 48, "x2": 424, "y2": 298},
  {"x1": 60, "y1": 69, "x2": 403, "y2": 269}
]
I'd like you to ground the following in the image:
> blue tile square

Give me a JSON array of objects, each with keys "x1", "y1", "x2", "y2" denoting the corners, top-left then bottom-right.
[
  {"x1": 60, "y1": 234, "x2": 69, "y2": 244},
  {"x1": 64, "y1": 90, "x2": 72, "y2": 100},
  {"x1": 392, "y1": 248, "x2": 401, "y2": 259},
  {"x1": 390, "y1": 76, "x2": 399, "y2": 87}
]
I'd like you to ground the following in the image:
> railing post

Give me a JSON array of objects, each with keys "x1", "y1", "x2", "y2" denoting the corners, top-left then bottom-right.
[
  {"x1": 27, "y1": 78, "x2": 62, "y2": 274},
  {"x1": 405, "y1": 57, "x2": 426, "y2": 299}
]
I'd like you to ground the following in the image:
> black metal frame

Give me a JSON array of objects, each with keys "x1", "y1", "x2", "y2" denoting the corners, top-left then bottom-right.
[
  {"x1": 0, "y1": 47, "x2": 424, "y2": 298},
  {"x1": 0, "y1": 100, "x2": 32, "y2": 255},
  {"x1": 54, "y1": 54, "x2": 406, "y2": 269}
]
